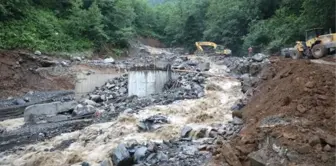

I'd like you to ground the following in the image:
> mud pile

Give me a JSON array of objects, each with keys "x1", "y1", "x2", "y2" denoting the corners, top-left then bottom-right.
[
  {"x1": 0, "y1": 50, "x2": 74, "y2": 99},
  {"x1": 215, "y1": 57, "x2": 336, "y2": 166}
]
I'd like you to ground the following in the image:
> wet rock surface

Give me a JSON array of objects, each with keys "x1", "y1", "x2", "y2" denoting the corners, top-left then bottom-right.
[
  {"x1": 0, "y1": 90, "x2": 75, "y2": 108},
  {"x1": 137, "y1": 115, "x2": 169, "y2": 131},
  {"x1": 0, "y1": 47, "x2": 261, "y2": 166},
  {"x1": 0, "y1": 91, "x2": 75, "y2": 121},
  {"x1": 111, "y1": 140, "x2": 212, "y2": 166},
  {"x1": 0, "y1": 119, "x2": 92, "y2": 151},
  {"x1": 80, "y1": 72, "x2": 207, "y2": 121}
]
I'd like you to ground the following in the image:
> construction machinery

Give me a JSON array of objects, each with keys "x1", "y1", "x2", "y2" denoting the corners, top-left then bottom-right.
[
  {"x1": 195, "y1": 42, "x2": 232, "y2": 56},
  {"x1": 283, "y1": 28, "x2": 336, "y2": 59}
]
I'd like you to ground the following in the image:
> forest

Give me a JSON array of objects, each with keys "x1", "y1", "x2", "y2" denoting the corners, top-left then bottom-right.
[{"x1": 0, "y1": 0, "x2": 335, "y2": 55}]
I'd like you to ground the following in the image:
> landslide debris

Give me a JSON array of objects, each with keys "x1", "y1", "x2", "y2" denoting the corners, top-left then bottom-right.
[
  {"x1": 215, "y1": 57, "x2": 336, "y2": 166},
  {"x1": 0, "y1": 50, "x2": 74, "y2": 99}
]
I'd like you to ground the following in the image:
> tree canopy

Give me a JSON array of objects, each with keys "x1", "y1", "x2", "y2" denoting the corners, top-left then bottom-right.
[{"x1": 0, "y1": 0, "x2": 335, "y2": 55}]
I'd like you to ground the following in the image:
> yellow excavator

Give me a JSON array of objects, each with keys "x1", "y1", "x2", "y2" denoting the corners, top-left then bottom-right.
[
  {"x1": 195, "y1": 42, "x2": 232, "y2": 56},
  {"x1": 283, "y1": 28, "x2": 336, "y2": 59}
]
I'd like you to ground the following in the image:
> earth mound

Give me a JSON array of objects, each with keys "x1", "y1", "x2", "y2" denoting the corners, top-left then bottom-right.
[
  {"x1": 215, "y1": 57, "x2": 336, "y2": 166},
  {"x1": 0, "y1": 50, "x2": 74, "y2": 99}
]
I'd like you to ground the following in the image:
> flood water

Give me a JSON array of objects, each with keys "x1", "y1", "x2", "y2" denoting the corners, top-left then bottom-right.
[{"x1": 0, "y1": 58, "x2": 244, "y2": 166}]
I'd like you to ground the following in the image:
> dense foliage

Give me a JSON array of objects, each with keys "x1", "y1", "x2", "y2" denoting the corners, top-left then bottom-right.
[
  {"x1": 155, "y1": 0, "x2": 335, "y2": 55},
  {"x1": 0, "y1": 0, "x2": 159, "y2": 52},
  {"x1": 0, "y1": 0, "x2": 335, "y2": 55}
]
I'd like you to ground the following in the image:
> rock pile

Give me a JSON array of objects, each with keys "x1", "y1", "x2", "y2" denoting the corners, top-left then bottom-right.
[
  {"x1": 137, "y1": 115, "x2": 169, "y2": 131},
  {"x1": 181, "y1": 119, "x2": 243, "y2": 141},
  {"x1": 77, "y1": 72, "x2": 207, "y2": 121},
  {"x1": 211, "y1": 53, "x2": 269, "y2": 76},
  {"x1": 108, "y1": 116, "x2": 244, "y2": 166},
  {"x1": 109, "y1": 141, "x2": 211, "y2": 166},
  {"x1": 210, "y1": 54, "x2": 270, "y2": 111}
]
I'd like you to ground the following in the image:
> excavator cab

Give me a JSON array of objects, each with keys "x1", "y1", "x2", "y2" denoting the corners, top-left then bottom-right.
[{"x1": 215, "y1": 45, "x2": 232, "y2": 55}]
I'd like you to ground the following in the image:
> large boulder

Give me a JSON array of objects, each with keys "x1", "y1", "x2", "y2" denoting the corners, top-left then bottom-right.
[
  {"x1": 72, "y1": 104, "x2": 96, "y2": 117},
  {"x1": 104, "y1": 57, "x2": 115, "y2": 64},
  {"x1": 252, "y1": 53, "x2": 267, "y2": 62},
  {"x1": 110, "y1": 144, "x2": 133, "y2": 166}
]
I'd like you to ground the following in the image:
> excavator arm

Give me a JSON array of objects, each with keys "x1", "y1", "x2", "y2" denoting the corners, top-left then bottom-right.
[{"x1": 195, "y1": 42, "x2": 218, "y2": 51}]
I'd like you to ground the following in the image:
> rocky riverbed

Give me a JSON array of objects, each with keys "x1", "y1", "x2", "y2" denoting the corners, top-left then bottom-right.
[
  {"x1": 0, "y1": 51, "x2": 254, "y2": 166},
  {"x1": 0, "y1": 44, "x2": 271, "y2": 166}
]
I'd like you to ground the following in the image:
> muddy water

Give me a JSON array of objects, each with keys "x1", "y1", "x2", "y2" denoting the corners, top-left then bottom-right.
[{"x1": 0, "y1": 58, "x2": 243, "y2": 166}]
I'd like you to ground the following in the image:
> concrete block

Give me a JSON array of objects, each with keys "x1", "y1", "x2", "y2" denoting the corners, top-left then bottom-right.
[{"x1": 24, "y1": 101, "x2": 76, "y2": 124}]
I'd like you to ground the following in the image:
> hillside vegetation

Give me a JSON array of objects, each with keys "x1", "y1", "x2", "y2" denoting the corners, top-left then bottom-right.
[{"x1": 0, "y1": 0, "x2": 335, "y2": 55}]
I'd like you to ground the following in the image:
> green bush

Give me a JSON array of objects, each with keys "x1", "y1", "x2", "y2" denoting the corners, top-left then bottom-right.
[{"x1": 0, "y1": 9, "x2": 92, "y2": 51}]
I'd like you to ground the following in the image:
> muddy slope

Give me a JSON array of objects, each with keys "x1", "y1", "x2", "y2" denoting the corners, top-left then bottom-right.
[
  {"x1": 217, "y1": 57, "x2": 336, "y2": 165},
  {"x1": 0, "y1": 50, "x2": 74, "y2": 99}
]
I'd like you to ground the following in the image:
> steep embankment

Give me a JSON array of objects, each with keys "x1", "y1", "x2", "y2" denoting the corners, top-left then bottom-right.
[{"x1": 215, "y1": 57, "x2": 336, "y2": 166}]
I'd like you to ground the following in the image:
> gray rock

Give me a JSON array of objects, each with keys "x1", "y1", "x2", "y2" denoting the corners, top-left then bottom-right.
[
  {"x1": 46, "y1": 115, "x2": 69, "y2": 123},
  {"x1": 248, "y1": 150, "x2": 267, "y2": 166},
  {"x1": 81, "y1": 162, "x2": 90, "y2": 166},
  {"x1": 23, "y1": 97, "x2": 30, "y2": 102},
  {"x1": 100, "y1": 95, "x2": 107, "y2": 101},
  {"x1": 183, "y1": 146, "x2": 198, "y2": 156},
  {"x1": 250, "y1": 63, "x2": 262, "y2": 76},
  {"x1": 90, "y1": 95, "x2": 103, "y2": 103},
  {"x1": 138, "y1": 115, "x2": 168, "y2": 131},
  {"x1": 198, "y1": 62, "x2": 210, "y2": 71},
  {"x1": 309, "y1": 135, "x2": 321, "y2": 146},
  {"x1": 177, "y1": 63, "x2": 189, "y2": 70},
  {"x1": 24, "y1": 101, "x2": 77, "y2": 124},
  {"x1": 156, "y1": 151, "x2": 168, "y2": 161},
  {"x1": 320, "y1": 134, "x2": 336, "y2": 146},
  {"x1": 111, "y1": 144, "x2": 132, "y2": 166},
  {"x1": 147, "y1": 143, "x2": 157, "y2": 152},
  {"x1": 119, "y1": 87, "x2": 127, "y2": 94},
  {"x1": 34, "y1": 50, "x2": 42, "y2": 55},
  {"x1": 106, "y1": 83, "x2": 115, "y2": 89},
  {"x1": 0, "y1": 127, "x2": 5, "y2": 134},
  {"x1": 124, "y1": 108, "x2": 133, "y2": 114},
  {"x1": 286, "y1": 150, "x2": 299, "y2": 162},
  {"x1": 104, "y1": 58, "x2": 115, "y2": 63},
  {"x1": 61, "y1": 61, "x2": 69, "y2": 67},
  {"x1": 38, "y1": 132, "x2": 45, "y2": 140},
  {"x1": 100, "y1": 159, "x2": 112, "y2": 166},
  {"x1": 73, "y1": 56, "x2": 82, "y2": 61},
  {"x1": 134, "y1": 147, "x2": 147, "y2": 162},
  {"x1": 73, "y1": 104, "x2": 96, "y2": 117},
  {"x1": 13, "y1": 99, "x2": 26, "y2": 105},
  {"x1": 181, "y1": 126, "x2": 193, "y2": 138},
  {"x1": 84, "y1": 99, "x2": 97, "y2": 106},
  {"x1": 252, "y1": 53, "x2": 266, "y2": 62},
  {"x1": 233, "y1": 117, "x2": 244, "y2": 125},
  {"x1": 197, "y1": 92, "x2": 205, "y2": 98}
]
